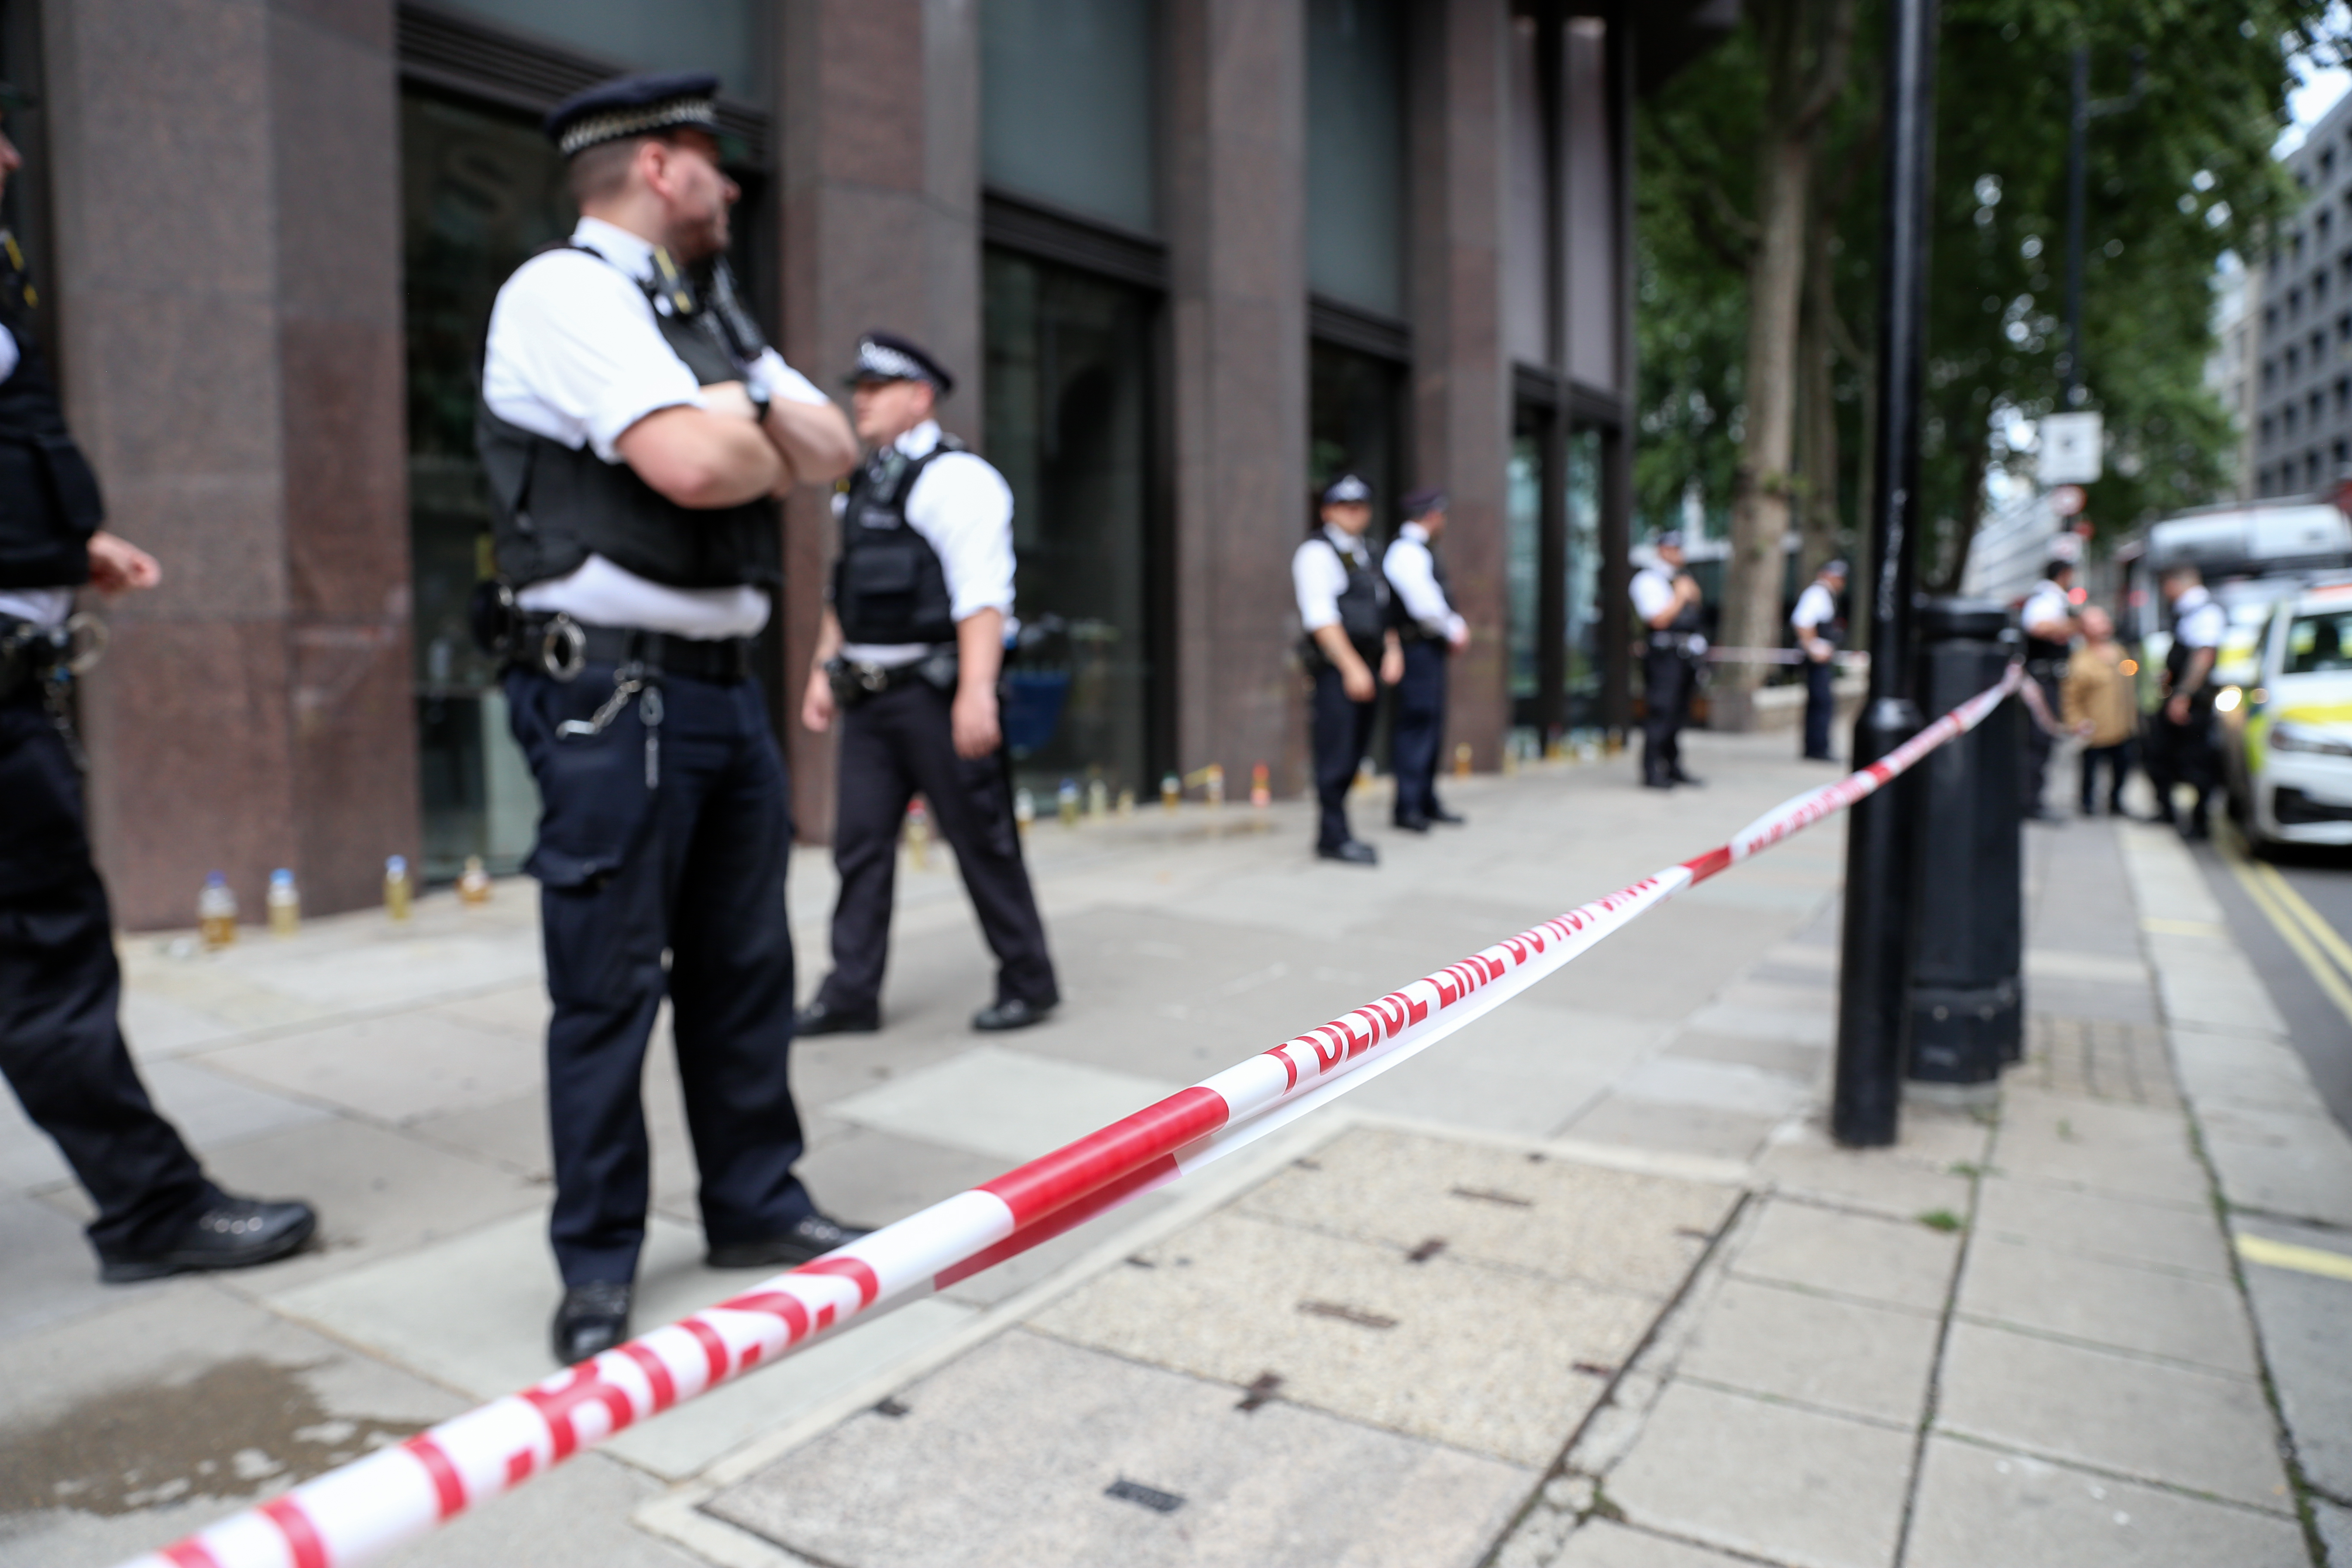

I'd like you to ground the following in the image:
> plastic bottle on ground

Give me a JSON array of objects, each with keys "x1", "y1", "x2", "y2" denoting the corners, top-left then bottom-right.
[
  {"x1": 905, "y1": 798, "x2": 932, "y2": 869},
  {"x1": 1161, "y1": 773, "x2": 1181, "y2": 813},
  {"x1": 1057, "y1": 778, "x2": 1081, "y2": 826},
  {"x1": 1014, "y1": 787, "x2": 1036, "y2": 836},
  {"x1": 266, "y1": 868, "x2": 300, "y2": 937},
  {"x1": 1250, "y1": 762, "x2": 1271, "y2": 808},
  {"x1": 457, "y1": 855, "x2": 493, "y2": 906},
  {"x1": 1087, "y1": 778, "x2": 1109, "y2": 819},
  {"x1": 384, "y1": 855, "x2": 413, "y2": 922},
  {"x1": 198, "y1": 872, "x2": 238, "y2": 950}
]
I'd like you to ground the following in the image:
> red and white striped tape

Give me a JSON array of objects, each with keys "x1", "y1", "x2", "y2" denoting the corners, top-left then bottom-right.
[{"x1": 120, "y1": 662, "x2": 2024, "y2": 1568}]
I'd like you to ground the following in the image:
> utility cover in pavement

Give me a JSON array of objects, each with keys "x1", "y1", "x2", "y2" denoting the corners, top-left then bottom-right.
[{"x1": 701, "y1": 1126, "x2": 1742, "y2": 1566}]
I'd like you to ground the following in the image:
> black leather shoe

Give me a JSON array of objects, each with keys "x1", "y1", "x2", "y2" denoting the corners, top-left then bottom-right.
[
  {"x1": 552, "y1": 1281, "x2": 632, "y2": 1365},
  {"x1": 1391, "y1": 814, "x2": 1432, "y2": 833},
  {"x1": 973, "y1": 995, "x2": 1057, "y2": 1032},
  {"x1": 1317, "y1": 839, "x2": 1379, "y2": 865},
  {"x1": 1642, "y1": 776, "x2": 1675, "y2": 790},
  {"x1": 1427, "y1": 804, "x2": 1467, "y2": 825},
  {"x1": 794, "y1": 999, "x2": 880, "y2": 1036},
  {"x1": 707, "y1": 1212, "x2": 873, "y2": 1269},
  {"x1": 1802, "y1": 751, "x2": 1838, "y2": 763},
  {"x1": 1669, "y1": 770, "x2": 1706, "y2": 787},
  {"x1": 98, "y1": 1195, "x2": 318, "y2": 1283}
]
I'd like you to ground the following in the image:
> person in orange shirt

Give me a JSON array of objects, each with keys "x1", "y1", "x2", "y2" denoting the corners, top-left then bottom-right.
[{"x1": 2062, "y1": 605, "x2": 2138, "y2": 817}]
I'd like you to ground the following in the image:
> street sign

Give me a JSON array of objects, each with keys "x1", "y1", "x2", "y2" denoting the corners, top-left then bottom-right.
[
  {"x1": 2047, "y1": 484, "x2": 2087, "y2": 517},
  {"x1": 2039, "y1": 412, "x2": 2104, "y2": 485}
]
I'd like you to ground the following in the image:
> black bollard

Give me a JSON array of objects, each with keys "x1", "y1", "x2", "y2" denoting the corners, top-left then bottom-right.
[
  {"x1": 1833, "y1": 0, "x2": 1939, "y2": 1147},
  {"x1": 1907, "y1": 600, "x2": 2024, "y2": 1084}
]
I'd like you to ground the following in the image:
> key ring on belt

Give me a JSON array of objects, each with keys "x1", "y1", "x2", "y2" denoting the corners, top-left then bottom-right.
[{"x1": 540, "y1": 613, "x2": 587, "y2": 682}]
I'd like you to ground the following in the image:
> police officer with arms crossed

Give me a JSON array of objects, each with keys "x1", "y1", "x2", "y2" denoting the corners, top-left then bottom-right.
[
  {"x1": 1384, "y1": 487, "x2": 1469, "y2": 831},
  {"x1": 2019, "y1": 557, "x2": 2079, "y2": 822},
  {"x1": 0, "y1": 98, "x2": 317, "y2": 1283},
  {"x1": 1790, "y1": 558, "x2": 1846, "y2": 763},
  {"x1": 477, "y1": 73, "x2": 866, "y2": 1364},
  {"x1": 2146, "y1": 562, "x2": 2226, "y2": 839},
  {"x1": 794, "y1": 334, "x2": 1062, "y2": 1037},
  {"x1": 1631, "y1": 531, "x2": 1705, "y2": 789},
  {"x1": 1296, "y1": 474, "x2": 1404, "y2": 864}
]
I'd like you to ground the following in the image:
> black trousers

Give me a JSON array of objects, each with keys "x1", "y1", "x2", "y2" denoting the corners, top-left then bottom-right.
[
  {"x1": 0, "y1": 691, "x2": 215, "y2": 1260},
  {"x1": 1802, "y1": 656, "x2": 1836, "y2": 759},
  {"x1": 506, "y1": 663, "x2": 811, "y2": 1287},
  {"x1": 2021, "y1": 665, "x2": 2064, "y2": 812},
  {"x1": 1311, "y1": 664, "x2": 1380, "y2": 848},
  {"x1": 815, "y1": 679, "x2": 1057, "y2": 1014},
  {"x1": 1642, "y1": 645, "x2": 1693, "y2": 783},
  {"x1": 1389, "y1": 639, "x2": 1449, "y2": 821},
  {"x1": 2079, "y1": 740, "x2": 2134, "y2": 813},
  {"x1": 2144, "y1": 707, "x2": 2217, "y2": 826}
]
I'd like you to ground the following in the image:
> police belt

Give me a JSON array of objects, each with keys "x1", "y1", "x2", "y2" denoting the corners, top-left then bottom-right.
[
  {"x1": 1649, "y1": 630, "x2": 1705, "y2": 656},
  {"x1": 826, "y1": 645, "x2": 958, "y2": 707},
  {"x1": 0, "y1": 612, "x2": 102, "y2": 702},
  {"x1": 514, "y1": 613, "x2": 753, "y2": 684}
]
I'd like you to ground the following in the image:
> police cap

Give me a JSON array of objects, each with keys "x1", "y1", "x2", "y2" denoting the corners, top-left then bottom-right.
[
  {"x1": 545, "y1": 72, "x2": 722, "y2": 158},
  {"x1": 848, "y1": 332, "x2": 956, "y2": 397},
  {"x1": 1654, "y1": 529, "x2": 1685, "y2": 550},
  {"x1": 1322, "y1": 473, "x2": 1372, "y2": 506},
  {"x1": 1821, "y1": 558, "x2": 1849, "y2": 578},
  {"x1": 1401, "y1": 487, "x2": 1448, "y2": 519}
]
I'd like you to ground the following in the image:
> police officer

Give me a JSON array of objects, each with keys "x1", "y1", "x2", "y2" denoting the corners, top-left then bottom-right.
[
  {"x1": 1384, "y1": 487, "x2": 1468, "y2": 830},
  {"x1": 0, "y1": 98, "x2": 316, "y2": 1284},
  {"x1": 1296, "y1": 475, "x2": 1403, "y2": 864},
  {"x1": 1790, "y1": 558, "x2": 1846, "y2": 763},
  {"x1": 1631, "y1": 531, "x2": 1705, "y2": 789},
  {"x1": 478, "y1": 73, "x2": 866, "y2": 1364},
  {"x1": 794, "y1": 334, "x2": 1062, "y2": 1036},
  {"x1": 2146, "y1": 562, "x2": 2226, "y2": 839},
  {"x1": 2019, "y1": 558, "x2": 2079, "y2": 822}
]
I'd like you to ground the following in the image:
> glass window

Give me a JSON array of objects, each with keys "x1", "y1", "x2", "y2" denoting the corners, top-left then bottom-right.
[
  {"x1": 1565, "y1": 426, "x2": 1603, "y2": 729},
  {"x1": 983, "y1": 249, "x2": 1159, "y2": 800},
  {"x1": 1307, "y1": 0, "x2": 1406, "y2": 318},
  {"x1": 429, "y1": 0, "x2": 768, "y2": 99},
  {"x1": 1507, "y1": 431, "x2": 1543, "y2": 729},
  {"x1": 2287, "y1": 611, "x2": 2352, "y2": 672},
  {"x1": 982, "y1": 0, "x2": 1158, "y2": 234},
  {"x1": 1309, "y1": 340, "x2": 1405, "y2": 531},
  {"x1": 1503, "y1": 14, "x2": 1550, "y2": 366},
  {"x1": 1565, "y1": 18, "x2": 1617, "y2": 388}
]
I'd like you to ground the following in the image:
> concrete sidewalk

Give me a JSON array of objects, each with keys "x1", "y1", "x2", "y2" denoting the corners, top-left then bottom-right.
[{"x1": 0, "y1": 728, "x2": 2344, "y2": 1567}]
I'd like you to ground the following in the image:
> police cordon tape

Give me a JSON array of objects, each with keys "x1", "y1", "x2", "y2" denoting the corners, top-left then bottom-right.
[{"x1": 121, "y1": 660, "x2": 2026, "y2": 1568}]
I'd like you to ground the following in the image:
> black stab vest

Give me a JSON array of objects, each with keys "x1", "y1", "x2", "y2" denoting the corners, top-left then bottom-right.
[
  {"x1": 832, "y1": 439, "x2": 962, "y2": 646},
  {"x1": 0, "y1": 230, "x2": 104, "y2": 591},
  {"x1": 477, "y1": 244, "x2": 779, "y2": 595},
  {"x1": 1387, "y1": 536, "x2": 1451, "y2": 641},
  {"x1": 1324, "y1": 535, "x2": 1389, "y2": 660}
]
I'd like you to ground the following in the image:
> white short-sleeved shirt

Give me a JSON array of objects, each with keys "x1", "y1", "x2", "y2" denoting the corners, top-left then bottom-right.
[
  {"x1": 1293, "y1": 527, "x2": 1370, "y2": 633},
  {"x1": 483, "y1": 217, "x2": 829, "y2": 640},
  {"x1": 1382, "y1": 523, "x2": 1466, "y2": 641},
  {"x1": 0, "y1": 323, "x2": 74, "y2": 628},
  {"x1": 834, "y1": 419, "x2": 1017, "y2": 668},
  {"x1": 2172, "y1": 585, "x2": 2226, "y2": 650},
  {"x1": 2021, "y1": 579, "x2": 2073, "y2": 641},
  {"x1": 1791, "y1": 581, "x2": 1837, "y2": 634},
  {"x1": 1630, "y1": 565, "x2": 1678, "y2": 625}
]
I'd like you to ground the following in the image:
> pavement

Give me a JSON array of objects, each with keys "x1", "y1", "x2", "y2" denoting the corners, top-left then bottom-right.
[{"x1": 0, "y1": 727, "x2": 2346, "y2": 1567}]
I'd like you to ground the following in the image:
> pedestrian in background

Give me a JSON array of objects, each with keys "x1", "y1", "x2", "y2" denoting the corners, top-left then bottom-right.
[
  {"x1": 1384, "y1": 487, "x2": 1468, "y2": 832},
  {"x1": 1790, "y1": 558, "x2": 1846, "y2": 763},
  {"x1": 477, "y1": 72, "x2": 866, "y2": 1364},
  {"x1": 1295, "y1": 474, "x2": 1403, "y2": 864},
  {"x1": 2146, "y1": 563, "x2": 2226, "y2": 839},
  {"x1": 1631, "y1": 531, "x2": 1705, "y2": 790},
  {"x1": 2064, "y1": 605, "x2": 2137, "y2": 817},
  {"x1": 797, "y1": 333, "x2": 1062, "y2": 1037},
  {"x1": 0, "y1": 98, "x2": 317, "y2": 1285},
  {"x1": 2019, "y1": 557, "x2": 2079, "y2": 823}
]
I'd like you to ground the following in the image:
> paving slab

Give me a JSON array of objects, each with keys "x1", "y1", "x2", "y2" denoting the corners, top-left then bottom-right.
[
  {"x1": 823, "y1": 1045, "x2": 1177, "y2": 1165},
  {"x1": 1604, "y1": 1380, "x2": 1913, "y2": 1568},
  {"x1": 2025, "y1": 948, "x2": 2152, "y2": 984},
  {"x1": 1559, "y1": 1095, "x2": 1781, "y2": 1162},
  {"x1": 116, "y1": 987, "x2": 248, "y2": 1060},
  {"x1": 1677, "y1": 1275, "x2": 1939, "y2": 1426},
  {"x1": 1955, "y1": 1234, "x2": 2260, "y2": 1376},
  {"x1": 1553, "y1": 1520, "x2": 1753, "y2": 1567},
  {"x1": 788, "y1": 1124, "x2": 1015, "y2": 1230},
  {"x1": 0, "y1": 1092, "x2": 75, "y2": 1190},
  {"x1": 1233, "y1": 1125, "x2": 1739, "y2": 1297},
  {"x1": 2166, "y1": 1028, "x2": 2330, "y2": 1117},
  {"x1": 1972, "y1": 1173, "x2": 2228, "y2": 1277},
  {"x1": 2194, "y1": 1102, "x2": 2352, "y2": 1228},
  {"x1": 264, "y1": 1208, "x2": 979, "y2": 1479},
  {"x1": 2318, "y1": 1496, "x2": 2352, "y2": 1568},
  {"x1": 0, "y1": 1193, "x2": 173, "y2": 1345},
  {"x1": 2231, "y1": 1214, "x2": 2352, "y2": 1502},
  {"x1": 702, "y1": 1329, "x2": 1532, "y2": 1568},
  {"x1": 1905, "y1": 1436, "x2": 2308, "y2": 1568},
  {"x1": 1992, "y1": 1086, "x2": 2210, "y2": 1206},
  {"x1": 1661, "y1": 1027, "x2": 1824, "y2": 1080},
  {"x1": 129, "y1": 1057, "x2": 335, "y2": 1155},
  {"x1": 1610, "y1": 1057, "x2": 1810, "y2": 1119},
  {"x1": 1934, "y1": 1320, "x2": 2292, "y2": 1511},
  {"x1": 192, "y1": 1012, "x2": 545, "y2": 1126},
  {"x1": 1030, "y1": 1208, "x2": 1657, "y2": 1466},
  {"x1": 1728, "y1": 1198, "x2": 1958, "y2": 1314},
  {"x1": 1680, "y1": 1000, "x2": 1834, "y2": 1049},
  {"x1": 1341, "y1": 1006, "x2": 1664, "y2": 1136},
  {"x1": 1752, "y1": 1138, "x2": 1973, "y2": 1220}
]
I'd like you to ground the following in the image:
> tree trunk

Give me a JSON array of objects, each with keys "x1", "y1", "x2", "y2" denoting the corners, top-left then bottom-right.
[{"x1": 1798, "y1": 225, "x2": 1841, "y2": 580}]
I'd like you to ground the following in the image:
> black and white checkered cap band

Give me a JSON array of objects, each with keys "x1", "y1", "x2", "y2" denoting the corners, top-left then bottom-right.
[
  {"x1": 558, "y1": 98, "x2": 720, "y2": 156},
  {"x1": 855, "y1": 340, "x2": 934, "y2": 383}
]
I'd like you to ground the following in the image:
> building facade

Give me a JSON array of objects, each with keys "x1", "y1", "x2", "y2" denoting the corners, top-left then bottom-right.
[
  {"x1": 2251, "y1": 89, "x2": 2352, "y2": 501},
  {"x1": 3, "y1": 0, "x2": 1728, "y2": 928}
]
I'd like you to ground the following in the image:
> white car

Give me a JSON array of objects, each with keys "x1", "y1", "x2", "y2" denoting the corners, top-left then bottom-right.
[{"x1": 2223, "y1": 579, "x2": 2352, "y2": 849}]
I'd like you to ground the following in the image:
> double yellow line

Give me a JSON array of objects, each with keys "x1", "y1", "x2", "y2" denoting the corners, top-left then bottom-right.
[{"x1": 2221, "y1": 830, "x2": 2352, "y2": 1031}]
